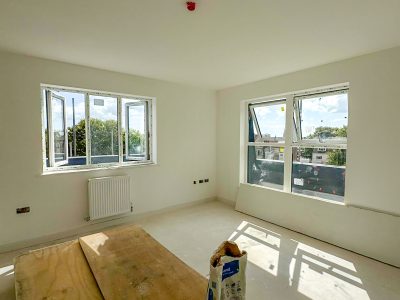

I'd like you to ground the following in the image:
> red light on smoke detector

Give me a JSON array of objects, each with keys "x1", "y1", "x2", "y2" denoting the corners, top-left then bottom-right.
[{"x1": 186, "y1": 1, "x2": 196, "y2": 11}]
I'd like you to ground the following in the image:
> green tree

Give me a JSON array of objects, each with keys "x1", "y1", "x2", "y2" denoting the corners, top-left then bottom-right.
[
  {"x1": 301, "y1": 126, "x2": 347, "y2": 166},
  {"x1": 334, "y1": 126, "x2": 347, "y2": 137},
  {"x1": 68, "y1": 119, "x2": 144, "y2": 157},
  {"x1": 89, "y1": 119, "x2": 119, "y2": 155},
  {"x1": 327, "y1": 149, "x2": 346, "y2": 166},
  {"x1": 126, "y1": 130, "x2": 145, "y2": 155},
  {"x1": 68, "y1": 119, "x2": 86, "y2": 156},
  {"x1": 300, "y1": 148, "x2": 313, "y2": 160},
  {"x1": 307, "y1": 126, "x2": 347, "y2": 140}
]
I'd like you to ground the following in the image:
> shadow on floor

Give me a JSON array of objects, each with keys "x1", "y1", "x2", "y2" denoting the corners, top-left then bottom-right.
[{"x1": 229, "y1": 221, "x2": 371, "y2": 300}]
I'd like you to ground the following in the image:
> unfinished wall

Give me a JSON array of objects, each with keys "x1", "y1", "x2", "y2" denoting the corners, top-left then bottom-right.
[
  {"x1": 0, "y1": 51, "x2": 217, "y2": 247},
  {"x1": 216, "y1": 47, "x2": 400, "y2": 266}
]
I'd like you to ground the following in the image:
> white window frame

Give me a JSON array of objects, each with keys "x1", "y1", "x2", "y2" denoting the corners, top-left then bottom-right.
[
  {"x1": 87, "y1": 92, "x2": 120, "y2": 165},
  {"x1": 124, "y1": 100, "x2": 150, "y2": 161},
  {"x1": 41, "y1": 84, "x2": 156, "y2": 173},
  {"x1": 46, "y1": 90, "x2": 68, "y2": 167},
  {"x1": 293, "y1": 88, "x2": 349, "y2": 148},
  {"x1": 243, "y1": 83, "x2": 349, "y2": 198},
  {"x1": 247, "y1": 99, "x2": 290, "y2": 190}
]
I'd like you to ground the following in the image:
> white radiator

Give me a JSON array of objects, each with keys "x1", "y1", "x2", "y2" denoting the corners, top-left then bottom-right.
[{"x1": 88, "y1": 176, "x2": 131, "y2": 220}]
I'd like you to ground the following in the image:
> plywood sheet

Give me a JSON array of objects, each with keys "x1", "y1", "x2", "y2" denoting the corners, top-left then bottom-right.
[
  {"x1": 14, "y1": 240, "x2": 103, "y2": 300},
  {"x1": 79, "y1": 225, "x2": 207, "y2": 300}
]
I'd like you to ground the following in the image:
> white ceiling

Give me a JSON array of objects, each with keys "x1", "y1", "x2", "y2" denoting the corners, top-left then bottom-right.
[{"x1": 0, "y1": 0, "x2": 399, "y2": 89}]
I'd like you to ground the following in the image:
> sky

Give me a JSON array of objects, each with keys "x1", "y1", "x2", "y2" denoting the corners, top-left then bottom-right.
[
  {"x1": 50, "y1": 90, "x2": 347, "y2": 141},
  {"x1": 50, "y1": 91, "x2": 145, "y2": 133},
  {"x1": 254, "y1": 103, "x2": 286, "y2": 139},
  {"x1": 254, "y1": 93, "x2": 348, "y2": 139},
  {"x1": 301, "y1": 93, "x2": 348, "y2": 137}
]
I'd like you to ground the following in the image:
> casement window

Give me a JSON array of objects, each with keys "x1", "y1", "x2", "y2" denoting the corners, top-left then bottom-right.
[
  {"x1": 248, "y1": 100, "x2": 286, "y2": 190},
  {"x1": 124, "y1": 99, "x2": 149, "y2": 161},
  {"x1": 246, "y1": 85, "x2": 348, "y2": 202},
  {"x1": 46, "y1": 90, "x2": 68, "y2": 167},
  {"x1": 42, "y1": 85, "x2": 155, "y2": 172}
]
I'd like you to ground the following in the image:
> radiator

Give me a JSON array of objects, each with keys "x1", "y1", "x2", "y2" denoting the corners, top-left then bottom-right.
[{"x1": 88, "y1": 176, "x2": 131, "y2": 220}]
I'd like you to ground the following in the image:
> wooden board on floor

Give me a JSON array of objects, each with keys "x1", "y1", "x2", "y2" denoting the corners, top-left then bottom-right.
[
  {"x1": 79, "y1": 225, "x2": 207, "y2": 300},
  {"x1": 14, "y1": 240, "x2": 103, "y2": 300}
]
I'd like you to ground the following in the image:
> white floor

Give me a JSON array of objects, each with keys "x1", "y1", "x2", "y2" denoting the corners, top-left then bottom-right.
[{"x1": 1, "y1": 200, "x2": 399, "y2": 299}]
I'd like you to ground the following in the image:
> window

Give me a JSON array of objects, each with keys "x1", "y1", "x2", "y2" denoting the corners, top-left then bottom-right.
[
  {"x1": 246, "y1": 86, "x2": 348, "y2": 202},
  {"x1": 122, "y1": 98, "x2": 149, "y2": 162},
  {"x1": 247, "y1": 100, "x2": 286, "y2": 190},
  {"x1": 42, "y1": 85, "x2": 155, "y2": 172},
  {"x1": 46, "y1": 91, "x2": 68, "y2": 167}
]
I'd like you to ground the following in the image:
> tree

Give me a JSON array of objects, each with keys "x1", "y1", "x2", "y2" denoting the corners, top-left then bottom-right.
[
  {"x1": 89, "y1": 119, "x2": 119, "y2": 155},
  {"x1": 300, "y1": 126, "x2": 347, "y2": 166},
  {"x1": 307, "y1": 126, "x2": 347, "y2": 140},
  {"x1": 67, "y1": 119, "x2": 144, "y2": 157},
  {"x1": 327, "y1": 149, "x2": 346, "y2": 166},
  {"x1": 300, "y1": 148, "x2": 313, "y2": 160},
  {"x1": 334, "y1": 126, "x2": 347, "y2": 138},
  {"x1": 126, "y1": 129, "x2": 145, "y2": 155},
  {"x1": 68, "y1": 119, "x2": 86, "y2": 156}
]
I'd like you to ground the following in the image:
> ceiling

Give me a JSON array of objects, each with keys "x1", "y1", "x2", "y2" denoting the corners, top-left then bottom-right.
[{"x1": 0, "y1": 0, "x2": 399, "y2": 89}]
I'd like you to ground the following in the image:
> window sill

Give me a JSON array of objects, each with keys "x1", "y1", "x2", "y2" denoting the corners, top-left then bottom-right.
[
  {"x1": 241, "y1": 182, "x2": 345, "y2": 206},
  {"x1": 42, "y1": 161, "x2": 157, "y2": 176}
]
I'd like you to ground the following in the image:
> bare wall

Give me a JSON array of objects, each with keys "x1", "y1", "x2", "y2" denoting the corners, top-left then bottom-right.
[
  {"x1": 216, "y1": 47, "x2": 400, "y2": 266},
  {"x1": 0, "y1": 51, "x2": 217, "y2": 246}
]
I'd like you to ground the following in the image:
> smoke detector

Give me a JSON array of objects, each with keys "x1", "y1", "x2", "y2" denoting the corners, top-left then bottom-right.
[{"x1": 186, "y1": 1, "x2": 196, "y2": 11}]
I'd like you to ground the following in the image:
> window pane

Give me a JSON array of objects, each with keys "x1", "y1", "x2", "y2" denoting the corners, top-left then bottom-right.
[
  {"x1": 89, "y1": 95, "x2": 119, "y2": 164},
  {"x1": 294, "y1": 92, "x2": 348, "y2": 143},
  {"x1": 292, "y1": 147, "x2": 346, "y2": 202},
  {"x1": 248, "y1": 110, "x2": 258, "y2": 142},
  {"x1": 122, "y1": 99, "x2": 147, "y2": 161},
  {"x1": 250, "y1": 102, "x2": 286, "y2": 143},
  {"x1": 247, "y1": 146, "x2": 284, "y2": 190},
  {"x1": 43, "y1": 86, "x2": 154, "y2": 171},
  {"x1": 52, "y1": 97, "x2": 66, "y2": 163},
  {"x1": 43, "y1": 90, "x2": 50, "y2": 167},
  {"x1": 59, "y1": 91, "x2": 87, "y2": 166}
]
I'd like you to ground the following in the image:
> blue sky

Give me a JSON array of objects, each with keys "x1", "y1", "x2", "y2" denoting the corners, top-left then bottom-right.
[
  {"x1": 254, "y1": 103, "x2": 286, "y2": 139},
  {"x1": 254, "y1": 93, "x2": 348, "y2": 138},
  {"x1": 51, "y1": 91, "x2": 145, "y2": 133},
  {"x1": 301, "y1": 93, "x2": 348, "y2": 137}
]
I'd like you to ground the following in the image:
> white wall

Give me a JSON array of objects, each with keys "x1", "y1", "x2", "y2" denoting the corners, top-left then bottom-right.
[
  {"x1": 0, "y1": 51, "x2": 217, "y2": 247},
  {"x1": 1, "y1": 46, "x2": 399, "y2": 266},
  {"x1": 217, "y1": 47, "x2": 400, "y2": 266}
]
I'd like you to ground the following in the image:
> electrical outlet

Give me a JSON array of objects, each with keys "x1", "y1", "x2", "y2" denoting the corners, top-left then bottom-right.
[
  {"x1": 193, "y1": 180, "x2": 197, "y2": 184},
  {"x1": 199, "y1": 179, "x2": 204, "y2": 183},
  {"x1": 16, "y1": 207, "x2": 30, "y2": 214},
  {"x1": 205, "y1": 178, "x2": 209, "y2": 183}
]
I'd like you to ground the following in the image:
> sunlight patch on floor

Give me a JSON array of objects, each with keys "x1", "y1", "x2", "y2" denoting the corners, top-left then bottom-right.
[
  {"x1": 293, "y1": 240, "x2": 357, "y2": 271},
  {"x1": 296, "y1": 261, "x2": 369, "y2": 300},
  {"x1": 229, "y1": 221, "x2": 281, "y2": 277},
  {"x1": 235, "y1": 234, "x2": 280, "y2": 276},
  {"x1": 244, "y1": 226, "x2": 281, "y2": 248},
  {"x1": 81, "y1": 232, "x2": 109, "y2": 256},
  {"x1": 0, "y1": 265, "x2": 14, "y2": 277},
  {"x1": 229, "y1": 221, "x2": 370, "y2": 300}
]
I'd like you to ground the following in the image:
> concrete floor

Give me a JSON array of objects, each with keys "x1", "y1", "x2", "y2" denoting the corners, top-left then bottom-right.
[{"x1": 1, "y1": 200, "x2": 399, "y2": 299}]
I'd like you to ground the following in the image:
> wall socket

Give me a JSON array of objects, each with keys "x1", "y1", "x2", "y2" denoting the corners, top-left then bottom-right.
[
  {"x1": 16, "y1": 207, "x2": 30, "y2": 214},
  {"x1": 194, "y1": 178, "x2": 209, "y2": 184}
]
